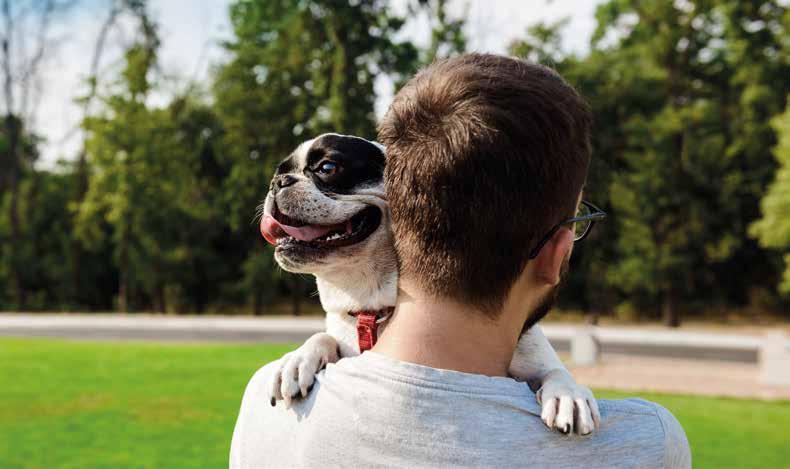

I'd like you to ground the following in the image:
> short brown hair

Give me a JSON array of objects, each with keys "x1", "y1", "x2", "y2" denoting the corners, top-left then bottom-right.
[{"x1": 378, "y1": 53, "x2": 591, "y2": 316}]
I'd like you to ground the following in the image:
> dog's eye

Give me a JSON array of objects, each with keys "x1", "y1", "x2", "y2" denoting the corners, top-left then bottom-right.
[{"x1": 316, "y1": 161, "x2": 340, "y2": 176}]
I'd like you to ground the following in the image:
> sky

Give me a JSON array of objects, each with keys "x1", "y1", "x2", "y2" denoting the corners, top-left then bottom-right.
[{"x1": 35, "y1": 0, "x2": 603, "y2": 167}]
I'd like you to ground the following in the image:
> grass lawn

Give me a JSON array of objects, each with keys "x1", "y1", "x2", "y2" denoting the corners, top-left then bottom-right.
[{"x1": 1, "y1": 338, "x2": 788, "y2": 468}]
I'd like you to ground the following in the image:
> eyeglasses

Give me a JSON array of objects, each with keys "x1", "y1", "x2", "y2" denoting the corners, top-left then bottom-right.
[{"x1": 528, "y1": 200, "x2": 607, "y2": 260}]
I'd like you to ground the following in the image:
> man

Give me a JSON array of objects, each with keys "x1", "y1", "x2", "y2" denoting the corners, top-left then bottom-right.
[{"x1": 231, "y1": 53, "x2": 691, "y2": 468}]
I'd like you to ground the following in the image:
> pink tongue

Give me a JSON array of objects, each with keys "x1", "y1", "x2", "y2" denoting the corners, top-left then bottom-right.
[
  {"x1": 260, "y1": 213, "x2": 354, "y2": 244},
  {"x1": 279, "y1": 223, "x2": 335, "y2": 242}
]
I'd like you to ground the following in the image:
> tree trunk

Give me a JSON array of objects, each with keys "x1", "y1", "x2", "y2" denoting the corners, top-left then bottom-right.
[
  {"x1": 1, "y1": 2, "x2": 24, "y2": 308},
  {"x1": 194, "y1": 279, "x2": 206, "y2": 314},
  {"x1": 586, "y1": 311, "x2": 600, "y2": 326},
  {"x1": 253, "y1": 287, "x2": 262, "y2": 316},
  {"x1": 118, "y1": 225, "x2": 129, "y2": 313},
  {"x1": 662, "y1": 286, "x2": 681, "y2": 328},
  {"x1": 291, "y1": 278, "x2": 301, "y2": 316},
  {"x1": 156, "y1": 286, "x2": 165, "y2": 314},
  {"x1": 5, "y1": 114, "x2": 25, "y2": 309},
  {"x1": 69, "y1": 241, "x2": 82, "y2": 308},
  {"x1": 70, "y1": 152, "x2": 89, "y2": 308}
]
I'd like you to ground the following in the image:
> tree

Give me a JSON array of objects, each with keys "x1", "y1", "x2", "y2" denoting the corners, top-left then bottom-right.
[
  {"x1": 70, "y1": 0, "x2": 122, "y2": 308},
  {"x1": 509, "y1": 0, "x2": 790, "y2": 326},
  {"x1": 0, "y1": 0, "x2": 75, "y2": 308},
  {"x1": 416, "y1": 0, "x2": 467, "y2": 65},
  {"x1": 510, "y1": 20, "x2": 627, "y2": 322},
  {"x1": 75, "y1": 10, "x2": 170, "y2": 312},
  {"x1": 751, "y1": 101, "x2": 790, "y2": 296},
  {"x1": 77, "y1": 48, "x2": 225, "y2": 313},
  {"x1": 213, "y1": 0, "x2": 418, "y2": 314},
  {"x1": 587, "y1": 0, "x2": 788, "y2": 326},
  {"x1": 711, "y1": 0, "x2": 790, "y2": 310}
]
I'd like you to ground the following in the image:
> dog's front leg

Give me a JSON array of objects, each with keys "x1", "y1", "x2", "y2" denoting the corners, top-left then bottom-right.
[
  {"x1": 268, "y1": 332, "x2": 340, "y2": 408},
  {"x1": 509, "y1": 325, "x2": 600, "y2": 435}
]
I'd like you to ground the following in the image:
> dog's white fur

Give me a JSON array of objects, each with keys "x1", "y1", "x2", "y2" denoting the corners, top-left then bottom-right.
[{"x1": 263, "y1": 134, "x2": 600, "y2": 435}]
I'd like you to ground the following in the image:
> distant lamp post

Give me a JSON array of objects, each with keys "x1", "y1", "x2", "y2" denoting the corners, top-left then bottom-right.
[{"x1": 571, "y1": 326, "x2": 600, "y2": 367}]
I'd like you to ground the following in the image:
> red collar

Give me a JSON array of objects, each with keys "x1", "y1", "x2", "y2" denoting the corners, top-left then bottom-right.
[{"x1": 348, "y1": 308, "x2": 393, "y2": 352}]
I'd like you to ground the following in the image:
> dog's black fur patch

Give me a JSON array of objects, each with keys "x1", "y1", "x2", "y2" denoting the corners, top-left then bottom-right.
[{"x1": 292, "y1": 134, "x2": 385, "y2": 195}]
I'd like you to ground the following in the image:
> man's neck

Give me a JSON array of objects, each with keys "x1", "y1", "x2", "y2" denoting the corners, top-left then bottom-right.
[{"x1": 371, "y1": 285, "x2": 522, "y2": 377}]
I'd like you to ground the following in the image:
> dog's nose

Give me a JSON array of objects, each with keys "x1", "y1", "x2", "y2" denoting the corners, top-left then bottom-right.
[{"x1": 273, "y1": 174, "x2": 298, "y2": 189}]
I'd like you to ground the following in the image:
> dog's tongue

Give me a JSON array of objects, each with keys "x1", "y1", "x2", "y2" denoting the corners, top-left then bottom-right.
[
  {"x1": 260, "y1": 215, "x2": 279, "y2": 245},
  {"x1": 279, "y1": 223, "x2": 336, "y2": 242},
  {"x1": 260, "y1": 214, "x2": 350, "y2": 245}
]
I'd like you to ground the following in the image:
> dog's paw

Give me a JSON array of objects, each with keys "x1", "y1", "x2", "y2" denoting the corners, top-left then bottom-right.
[
  {"x1": 536, "y1": 368, "x2": 600, "y2": 436},
  {"x1": 267, "y1": 332, "x2": 340, "y2": 409}
]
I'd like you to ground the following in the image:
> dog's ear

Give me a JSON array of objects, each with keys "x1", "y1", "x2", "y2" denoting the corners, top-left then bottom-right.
[{"x1": 371, "y1": 141, "x2": 386, "y2": 153}]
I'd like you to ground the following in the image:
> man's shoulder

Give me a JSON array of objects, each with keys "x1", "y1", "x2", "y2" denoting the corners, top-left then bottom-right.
[
  {"x1": 598, "y1": 397, "x2": 685, "y2": 436},
  {"x1": 599, "y1": 396, "x2": 667, "y2": 417},
  {"x1": 598, "y1": 398, "x2": 691, "y2": 469},
  {"x1": 245, "y1": 360, "x2": 281, "y2": 395},
  {"x1": 232, "y1": 358, "x2": 691, "y2": 469},
  {"x1": 230, "y1": 359, "x2": 287, "y2": 468}
]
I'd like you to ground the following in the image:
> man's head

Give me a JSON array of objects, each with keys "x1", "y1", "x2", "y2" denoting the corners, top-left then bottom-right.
[{"x1": 378, "y1": 53, "x2": 591, "y2": 320}]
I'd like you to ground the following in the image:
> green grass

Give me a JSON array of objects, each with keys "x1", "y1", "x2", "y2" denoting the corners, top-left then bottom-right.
[
  {"x1": 0, "y1": 338, "x2": 294, "y2": 469},
  {"x1": 596, "y1": 390, "x2": 790, "y2": 468},
  {"x1": 1, "y1": 338, "x2": 788, "y2": 468}
]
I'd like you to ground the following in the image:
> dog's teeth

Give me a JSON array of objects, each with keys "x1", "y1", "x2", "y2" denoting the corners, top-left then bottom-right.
[
  {"x1": 276, "y1": 236, "x2": 295, "y2": 245},
  {"x1": 318, "y1": 232, "x2": 343, "y2": 242}
]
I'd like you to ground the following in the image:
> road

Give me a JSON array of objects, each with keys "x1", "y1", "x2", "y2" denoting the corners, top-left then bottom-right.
[
  {"x1": 0, "y1": 313, "x2": 324, "y2": 344},
  {"x1": 0, "y1": 313, "x2": 775, "y2": 363}
]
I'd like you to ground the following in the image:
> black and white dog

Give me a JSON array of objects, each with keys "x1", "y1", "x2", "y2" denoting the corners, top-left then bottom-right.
[{"x1": 259, "y1": 133, "x2": 600, "y2": 435}]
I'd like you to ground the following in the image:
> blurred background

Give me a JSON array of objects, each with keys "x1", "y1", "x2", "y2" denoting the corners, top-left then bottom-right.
[
  {"x1": 1, "y1": 0, "x2": 789, "y2": 468},
  {"x1": 0, "y1": 0, "x2": 789, "y2": 325}
]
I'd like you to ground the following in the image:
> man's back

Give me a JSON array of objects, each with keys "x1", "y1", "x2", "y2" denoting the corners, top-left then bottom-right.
[{"x1": 231, "y1": 352, "x2": 690, "y2": 468}]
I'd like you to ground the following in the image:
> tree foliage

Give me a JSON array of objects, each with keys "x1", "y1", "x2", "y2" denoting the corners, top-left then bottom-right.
[
  {"x1": 211, "y1": 0, "x2": 419, "y2": 313},
  {"x1": 751, "y1": 101, "x2": 790, "y2": 294},
  {"x1": 0, "y1": 0, "x2": 788, "y2": 323},
  {"x1": 510, "y1": 0, "x2": 790, "y2": 325}
]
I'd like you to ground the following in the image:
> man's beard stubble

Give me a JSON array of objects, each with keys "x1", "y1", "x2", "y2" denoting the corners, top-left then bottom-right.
[{"x1": 520, "y1": 256, "x2": 570, "y2": 336}]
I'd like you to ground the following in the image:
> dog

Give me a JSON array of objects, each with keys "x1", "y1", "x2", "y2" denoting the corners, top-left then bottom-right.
[{"x1": 258, "y1": 133, "x2": 600, "y2": 435}]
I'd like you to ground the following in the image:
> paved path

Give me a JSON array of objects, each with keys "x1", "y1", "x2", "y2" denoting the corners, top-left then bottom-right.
[
  {"x1": 542, "y1": 324, "x2": 763, "y2": 363},
  {"x1": 572, "y1": 354, "x2": 790, "y2": 400},
  {"x1": 0, "y1": 313, "x2": 324, "y2": 343}
]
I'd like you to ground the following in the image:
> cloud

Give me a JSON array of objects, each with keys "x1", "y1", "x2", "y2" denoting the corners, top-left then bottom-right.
[
  {"x1": 37, "y1": 0, "x2": 232, "y2": 168},
  {"x1": 375, "y1": 0, "x2": 602, "y2": 118}
]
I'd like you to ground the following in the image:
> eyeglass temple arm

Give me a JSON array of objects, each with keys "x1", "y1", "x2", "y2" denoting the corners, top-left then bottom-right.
[{"x1": 527, "y1": 203, "x2": 606, "y2": 259}]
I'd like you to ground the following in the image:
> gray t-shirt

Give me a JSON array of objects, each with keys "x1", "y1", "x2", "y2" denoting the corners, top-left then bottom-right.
[{"x1": 231, "y1": 352, "x2": 690, "y2": 468}]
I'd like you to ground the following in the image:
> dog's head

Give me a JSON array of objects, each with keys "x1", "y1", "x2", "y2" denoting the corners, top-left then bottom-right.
[{"x1": 259, "y1": 133, "x2": 390, "y2": 275}]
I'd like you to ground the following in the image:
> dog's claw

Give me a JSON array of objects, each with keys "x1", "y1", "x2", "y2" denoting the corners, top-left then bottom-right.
[
  {"x1": 265, "y1": 332, "x2": 340, "y2": 409},
  {"x1": 537, "y1": 369, "x2": 600, "y2": 436}
]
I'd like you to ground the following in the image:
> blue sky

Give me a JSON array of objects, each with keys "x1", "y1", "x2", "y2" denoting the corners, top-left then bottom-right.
[{"x1": 38, "y1": 0, "x2": 602, "y2": 166}]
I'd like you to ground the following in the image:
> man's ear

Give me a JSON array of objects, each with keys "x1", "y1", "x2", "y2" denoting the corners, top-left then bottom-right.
[{"x1": 532, "y1": 228, "x2": 574, "y2": 286}]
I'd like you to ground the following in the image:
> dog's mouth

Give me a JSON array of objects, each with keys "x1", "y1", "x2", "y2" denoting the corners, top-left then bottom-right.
[{"x1": 260, "y1": 205, "x2": 382, "y2": 250}]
